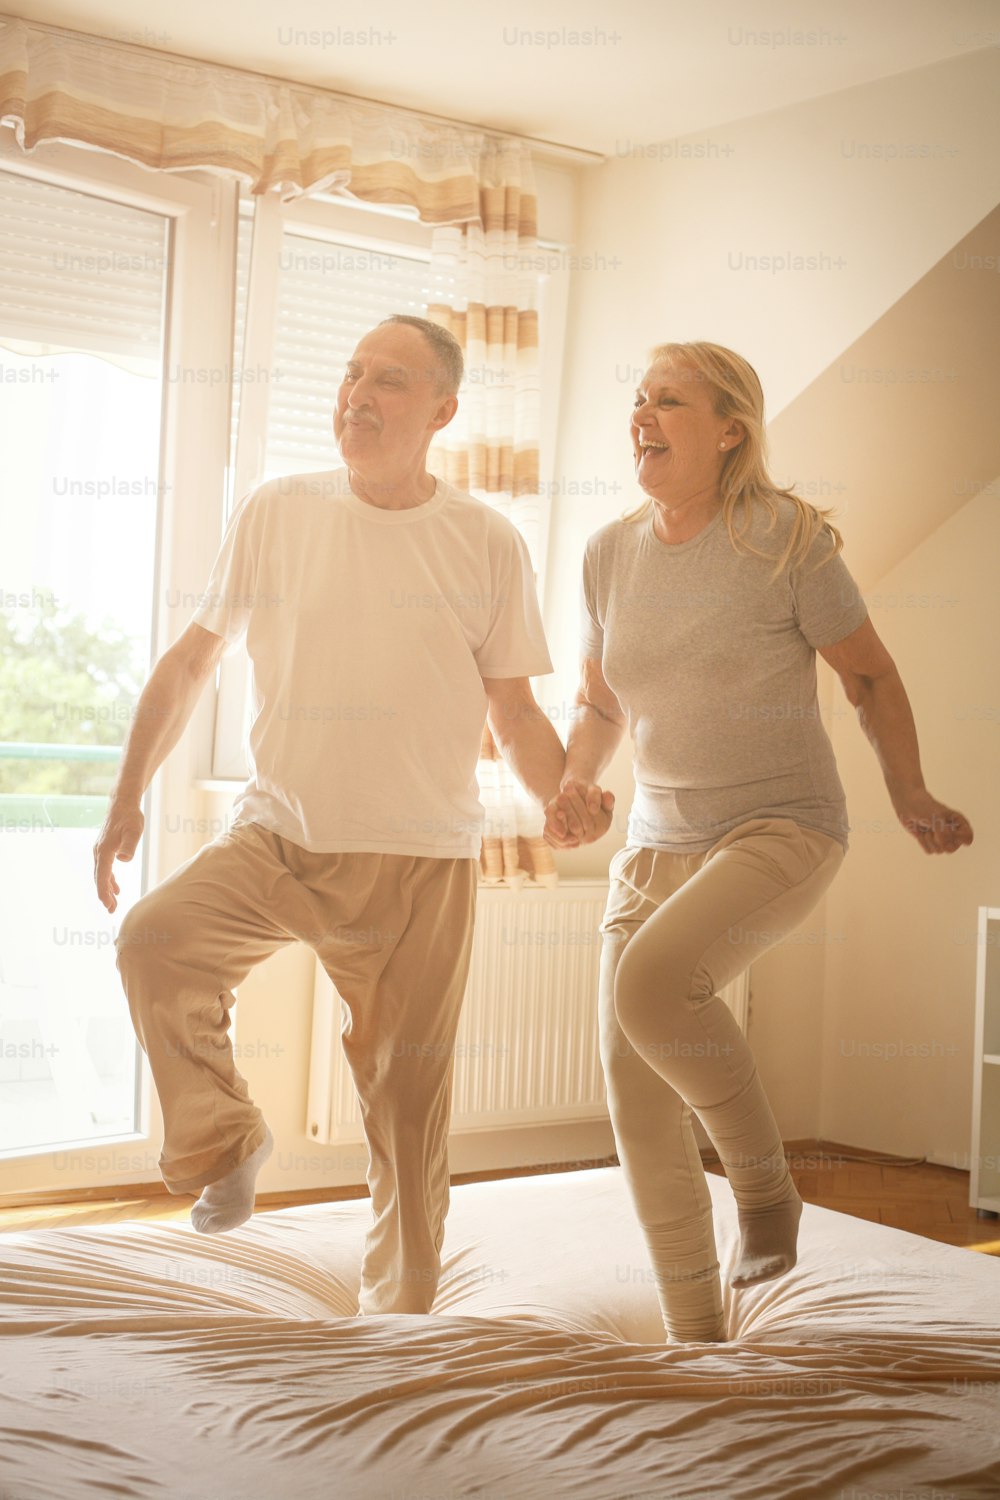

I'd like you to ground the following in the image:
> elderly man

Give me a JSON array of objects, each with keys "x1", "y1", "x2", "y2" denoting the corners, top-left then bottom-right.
[{"x1": 94, "y1": 314, "x2": 583, "y2": 1315}]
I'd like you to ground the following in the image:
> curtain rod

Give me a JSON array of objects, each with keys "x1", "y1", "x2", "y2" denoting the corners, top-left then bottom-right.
[{"x1": 0, "y1": 12, "x2": 606, "y2": 167}]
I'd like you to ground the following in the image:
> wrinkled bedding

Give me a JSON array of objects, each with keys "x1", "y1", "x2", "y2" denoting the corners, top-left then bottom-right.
[{"x1": 0, "y1": 1166, "x2": 997, "y2": 1499}]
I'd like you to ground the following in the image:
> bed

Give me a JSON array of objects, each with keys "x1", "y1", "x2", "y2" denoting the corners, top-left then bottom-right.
[{"x1": 0, "y1": 1165, "x2": 998, "y2": 1499}]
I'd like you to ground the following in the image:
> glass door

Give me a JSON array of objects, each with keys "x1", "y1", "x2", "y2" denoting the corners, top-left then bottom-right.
[{"x1": 0, "y1": 167, "x2": 168, "y2": 1161}]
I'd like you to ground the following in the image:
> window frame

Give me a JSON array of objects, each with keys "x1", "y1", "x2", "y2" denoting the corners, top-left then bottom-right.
[{"x1": 0, "y1": 127, "x2": 237, "y2": 1194}]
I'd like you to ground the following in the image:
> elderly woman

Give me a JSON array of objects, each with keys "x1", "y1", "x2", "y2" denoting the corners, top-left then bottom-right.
[{"x1": 545, "y1": 341, "x2": 973, "y2": 1344}]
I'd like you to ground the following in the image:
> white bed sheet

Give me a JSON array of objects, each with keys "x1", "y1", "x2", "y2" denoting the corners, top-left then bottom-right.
[{"x1": 0, "y1": 1166, "x2": 997, "y2": 1499}]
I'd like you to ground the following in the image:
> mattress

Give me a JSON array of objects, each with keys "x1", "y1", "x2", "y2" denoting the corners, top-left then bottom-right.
[{"x1": 0, "y1": 1165, "x2": 998, "y2": 1499}]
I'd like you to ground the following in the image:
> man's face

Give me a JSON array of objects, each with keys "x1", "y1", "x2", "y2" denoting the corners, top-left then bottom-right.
[{"x1": 333, "y1": 324, "x2": 457, "y2": 478}]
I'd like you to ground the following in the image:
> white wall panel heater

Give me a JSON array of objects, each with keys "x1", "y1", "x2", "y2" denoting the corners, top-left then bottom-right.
[{"x1": 307, "y1": 879, "x2": 750, "y2": 1145}]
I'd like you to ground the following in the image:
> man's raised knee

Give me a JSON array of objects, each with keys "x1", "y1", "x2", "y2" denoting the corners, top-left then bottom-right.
[{"x1": 114, "y1": 899, "x2": 174, "y2": 973}]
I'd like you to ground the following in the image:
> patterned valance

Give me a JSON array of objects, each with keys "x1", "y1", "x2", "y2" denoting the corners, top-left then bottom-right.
[{"x1": 0, "y1": 14, "x2": 536, "y2": 224}]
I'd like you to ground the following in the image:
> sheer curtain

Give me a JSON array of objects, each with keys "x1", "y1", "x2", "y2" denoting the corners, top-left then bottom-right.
[
  {"x1": 425, "y1": 155, "x2": 560, "y2": 876},
  {"x1": 425, "y1": 160, "x2": 555, "y2": 886}
]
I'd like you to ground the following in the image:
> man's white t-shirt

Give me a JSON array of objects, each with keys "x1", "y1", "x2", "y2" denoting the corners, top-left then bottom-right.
[{"x1": 191, "y1": 468, "x2": 553, "y2": 858}]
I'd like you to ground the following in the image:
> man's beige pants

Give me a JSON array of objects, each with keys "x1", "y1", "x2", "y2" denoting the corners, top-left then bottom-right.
[{"x1": 114, "y1": 821, "x2": 478, "y2": 1315}]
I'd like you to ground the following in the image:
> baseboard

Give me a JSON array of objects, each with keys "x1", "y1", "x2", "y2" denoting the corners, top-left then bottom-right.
[
  {"x1": 0, "y1": 1178, "x2": 176, "y2": 1210},
  {"x1": 0, "y1": 1151, "x2": 623, "y2": 1212},
  {"x1": 699, "y1": 1137, "x2": 964, "y2": 1173},
  {"x1": 0, "y1": 1136, "x2": 961, "y2": 1213}
]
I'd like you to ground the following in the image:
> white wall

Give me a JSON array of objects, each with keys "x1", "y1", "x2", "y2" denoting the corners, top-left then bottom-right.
[
  {"x1": 543, "y1": 45, "x2": 1000, "y2": 1141},
  {"x1": 821, "y1": 487, "x2": 1000, "y2": 1163}
]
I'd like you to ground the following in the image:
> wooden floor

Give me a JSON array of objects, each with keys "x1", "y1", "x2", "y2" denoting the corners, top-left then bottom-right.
[
  {"x1": 0, "y1": 1140, "x2": 997, "y2": 1253},
  {"x1": 717, "y1": 1145, "x2": 1000, "y2": 1254}
]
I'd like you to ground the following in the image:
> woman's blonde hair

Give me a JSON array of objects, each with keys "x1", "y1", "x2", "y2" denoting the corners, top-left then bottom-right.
[{"x1": 624, "y1": 341, "x2": 844, "y2": 577}]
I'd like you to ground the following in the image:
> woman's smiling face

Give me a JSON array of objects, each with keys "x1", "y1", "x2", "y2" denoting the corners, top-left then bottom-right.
[{"x1": 631, "y1": 360, "x2": 740, "y2": 507}]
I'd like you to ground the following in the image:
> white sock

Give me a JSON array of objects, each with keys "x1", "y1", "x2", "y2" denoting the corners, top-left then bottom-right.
[{"x1": 190, "y1": 1127, "x2": 274, "y2": 1235}]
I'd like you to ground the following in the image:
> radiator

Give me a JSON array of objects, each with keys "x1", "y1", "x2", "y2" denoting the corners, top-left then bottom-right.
[{"x1": 306, "y1": 879, "x2": 750, "y2": 1144}]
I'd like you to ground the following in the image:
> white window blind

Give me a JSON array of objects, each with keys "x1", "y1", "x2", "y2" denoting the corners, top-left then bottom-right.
[
  {"x1": 0, "y1": 168, "x2": 165, "y2": 371},
  {"x1": 260, "y1": 227, "x2": 455, "y2": 477}
]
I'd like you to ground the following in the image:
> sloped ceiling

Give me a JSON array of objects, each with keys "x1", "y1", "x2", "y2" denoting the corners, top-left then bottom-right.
[{"x1": 768, "y1": 204, "x2": 1000, "y2": 590}]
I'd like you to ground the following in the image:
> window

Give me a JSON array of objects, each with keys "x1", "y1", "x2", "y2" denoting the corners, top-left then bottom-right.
[
  {"x1": 0, "y1": 126, "x2": 236, "y2": 1194},
  {"x1": 0, "y1": 128, "x2": 574, "y2": 1195},
  {"x1": 208, "y1": 188, "x2": 566, "y2": 783},
  {"x1": 0, "y1": 166, "x2": 167, "y2": 1158}
]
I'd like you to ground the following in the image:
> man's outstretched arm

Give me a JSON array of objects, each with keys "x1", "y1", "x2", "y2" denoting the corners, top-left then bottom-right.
[
  {"x1": 93, "y1": 622, "x2": 227, "y2": 912},
  {"x1": 483, "y1": 674, "x2": 616, "y2": 848},
  {"x1": 482, "y1": 675, "x2": 567, "y2": 810}
]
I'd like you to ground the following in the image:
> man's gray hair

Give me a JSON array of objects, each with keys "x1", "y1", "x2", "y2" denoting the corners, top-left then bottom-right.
[{"x1": 377, "y1": 314, "x2": 464, "y2": 395}]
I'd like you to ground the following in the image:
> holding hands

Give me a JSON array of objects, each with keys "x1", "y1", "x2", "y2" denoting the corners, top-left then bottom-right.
[{"x1": 544, "y1": 779, "x2": 615, "y2": 849}]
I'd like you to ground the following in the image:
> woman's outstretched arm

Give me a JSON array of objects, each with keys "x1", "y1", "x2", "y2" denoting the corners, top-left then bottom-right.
[{"x1": 818, "y1": 616, "x2": 974, "y2": 854}]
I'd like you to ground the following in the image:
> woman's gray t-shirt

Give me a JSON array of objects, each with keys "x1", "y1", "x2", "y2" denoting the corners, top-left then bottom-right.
[{"x1": 581, "y1": 498, "x2": 869, "y2": 852}]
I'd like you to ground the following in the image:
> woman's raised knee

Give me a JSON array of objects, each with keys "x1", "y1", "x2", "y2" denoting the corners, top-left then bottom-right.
[{"x1": 613, "y1": 939, "x2": 690, "y2": 1039}]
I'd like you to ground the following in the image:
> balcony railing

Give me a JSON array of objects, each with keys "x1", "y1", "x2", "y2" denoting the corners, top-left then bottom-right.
[{"x1": 0, "y1": 742, "x2": 121, "y2": 829}]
